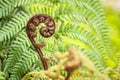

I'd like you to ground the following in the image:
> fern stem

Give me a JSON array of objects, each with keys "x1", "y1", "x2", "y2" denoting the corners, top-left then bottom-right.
[{"x1": 29, "y1": 38, "x2": 48, "y2": 70}]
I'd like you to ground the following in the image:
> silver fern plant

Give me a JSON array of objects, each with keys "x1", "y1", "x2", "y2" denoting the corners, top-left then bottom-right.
[{"x1": 0, "y1": 0, "x2": 119, "y2": 80}]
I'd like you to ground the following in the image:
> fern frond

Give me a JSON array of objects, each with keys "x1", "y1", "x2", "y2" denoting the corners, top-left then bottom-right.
[
  {"x1": 81, "y1": 49, "x2": 105, "y2": 71},
  {"x1": 0, "y1": 0, "x2": 14, "y2": 18},
  {"x1": 3, "y1": 31, "x2": 31, "y2": 73},
  {"x1": 0, "y1": 10, "x2": 31, "y2": 42},
  {"x1": 59, "y1": 11, "x2": 116, "y2": 66},
  {"x1": 75, "y1": 0, "x2": 116, "y2": 62},
  {"x1": 58, "y1": 23, "x2": 107, "y2": 69},
  {"x1": 56, "y1": 1, "x2": 76, "y2": 16},
  {"x1": 28, "y1": 3, "x2": 55, "y2": 18},
  {"x1": 0, "y1": 0, "x2": 37, "y2": 18},
  {"x1": 67, "y1": 32, "x2": 111, "y2": 69},
  {"x1": 9, "y1": 49, "x2": 38, "y2": 80}
]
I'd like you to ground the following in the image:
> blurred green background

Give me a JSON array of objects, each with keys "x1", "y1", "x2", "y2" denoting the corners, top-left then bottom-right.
[{"x1": 102, "y1": 0, "x2": 120, "y2": 55}]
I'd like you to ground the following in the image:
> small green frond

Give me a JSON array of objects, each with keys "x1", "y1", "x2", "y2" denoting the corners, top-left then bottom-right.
[
  {"x1": 0, "y1": 10, "x2": 31, "y2": 42},
  {"x1": 9, "y1": 49, "x2": 39, "y2": 80},
  {"x1": 3, "y1": 31, "x2": 31, "y2": 74},
  {"x1": 0, "y1": 0, "x2": 37, "y2": 18}
]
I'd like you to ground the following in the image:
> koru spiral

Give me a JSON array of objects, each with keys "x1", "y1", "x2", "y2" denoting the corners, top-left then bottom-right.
[{"x1": 26, "y1": 14, "x2": 56, "y2": 70}]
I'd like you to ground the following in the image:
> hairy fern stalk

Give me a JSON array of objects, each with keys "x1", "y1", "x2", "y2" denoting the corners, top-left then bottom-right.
[{"x1": 0, "y1": 0, "x2": 119, "y2": 80}]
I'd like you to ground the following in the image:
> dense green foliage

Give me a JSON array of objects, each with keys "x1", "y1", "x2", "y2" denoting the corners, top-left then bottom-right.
[
  {"x1": 0, "y1": 0, "x2": 119, "y2": 80},
  {"x1": 104, "y1": 7, "x2": 120, "y2": 55}
]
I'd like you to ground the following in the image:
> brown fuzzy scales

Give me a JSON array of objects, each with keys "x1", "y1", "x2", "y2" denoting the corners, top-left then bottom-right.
[{"x1": 26, "y1": 14, "x2": 56, "y2": 70}]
